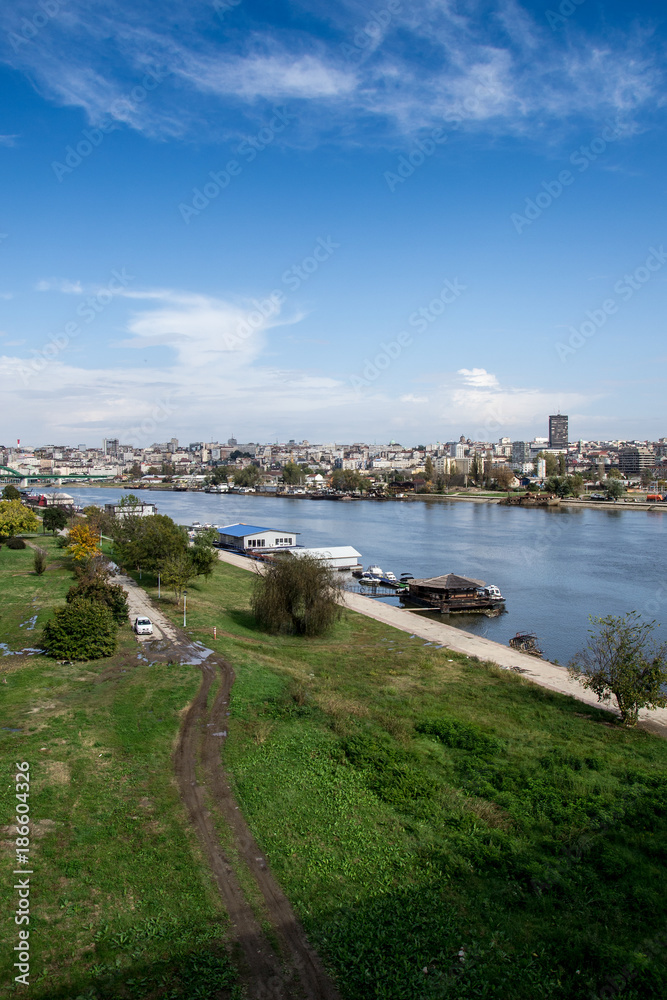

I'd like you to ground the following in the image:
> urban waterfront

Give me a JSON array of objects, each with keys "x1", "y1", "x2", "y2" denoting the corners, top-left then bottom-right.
[{"x1": 61, "y1": 487, "x2": 667, "y2": 665}]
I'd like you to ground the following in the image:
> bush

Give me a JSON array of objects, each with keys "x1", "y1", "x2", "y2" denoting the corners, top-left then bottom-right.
[
  {"x1": 34, "y1": 548, "x2": 48, "y2": 575},
  {"x1": 6, "y1": 537, "x2": 26, "y2": 549},
  {"x1": 41, "y1": 598, "x2": 117, "y2": 660},
  {"x1": 252, "y1": 554, "x2": 342, "y2": 636},
  {"x1": 66, "y1": 578, "x2": 129, "y2": 624}
]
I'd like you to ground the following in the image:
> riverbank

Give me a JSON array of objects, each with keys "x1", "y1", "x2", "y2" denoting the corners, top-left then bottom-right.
[
  {"x1": 216, "y1": 548, "x2": 667, "y2": 734},
  {"x1": 55, "y1": 481, "x2": 666, "y2": 511}
]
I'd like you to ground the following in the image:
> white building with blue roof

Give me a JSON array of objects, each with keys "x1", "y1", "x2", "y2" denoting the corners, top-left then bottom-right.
[{"x1": 217, "y1": 522, "x2": 299, "y2": 552}]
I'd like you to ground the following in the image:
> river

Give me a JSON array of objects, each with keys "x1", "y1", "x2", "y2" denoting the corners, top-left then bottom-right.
[{"x1": 56, "y1": 487, "x2": 667, "y2": 665}]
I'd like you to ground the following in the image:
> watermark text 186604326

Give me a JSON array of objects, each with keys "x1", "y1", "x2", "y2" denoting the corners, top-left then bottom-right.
[{"x1": 13, "y1": 761, "x2": 32, "y2": 986}]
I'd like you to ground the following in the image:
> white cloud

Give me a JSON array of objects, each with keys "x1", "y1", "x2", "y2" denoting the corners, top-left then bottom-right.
[
  {"x1": 457, "y1": 367, "x2": 499, "y2": 387},
  {"x1": 36, "y1": 278, "x2": 84, "y2": 294},
  {"x1": 400, "y1": 393, "x2": 429, "y2": 403}
]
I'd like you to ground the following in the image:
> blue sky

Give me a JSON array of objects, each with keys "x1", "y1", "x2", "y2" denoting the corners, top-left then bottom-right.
[{"x1": 0, "y1": 0, "x2": 665, "y2": 447}]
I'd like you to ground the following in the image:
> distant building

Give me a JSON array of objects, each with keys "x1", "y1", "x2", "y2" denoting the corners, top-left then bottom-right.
[
  {"x1": 105, "y1": 501, "x2": 157, "y2": 518},
  {"x1": 103, "y1": 438, "x2": 119, "y2": 456},
  {"x1": 511, "y1": 441, "x2": 531, "y2": 466},
  {"x1": 618, "y1": 446, "x2": 654, "y2": 476},
  {"x1": 549, "y1": 415, "x2": 568, "y2": 449}
]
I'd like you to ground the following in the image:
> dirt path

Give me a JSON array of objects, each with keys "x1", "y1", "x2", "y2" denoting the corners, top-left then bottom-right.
[{"x1": 117, "y1": 574, "x2": 341, "y2": 1000}]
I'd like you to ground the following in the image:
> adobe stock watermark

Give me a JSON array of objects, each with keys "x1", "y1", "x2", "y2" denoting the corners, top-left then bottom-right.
[
  {"x1": 546, "y1": 0, "x2": 587, "y2": 31},
  {"x1": 555, "y1": 245, "x2": 666, "y2": 362},
  {"x1": 223, "y1": 236, "x2": 340, "y2": 349},
  {"x1": 51, "y1": 66, "x2": 171, "y2": 182},
  {"x1": 349, "y1": 277, "x2": 466, "y2": 392},
  {"x1": 511, "y1": 120, "x2": 623, "y2": 233},
  {"x1": 384, "y1": 83, "x2": 500, "y2": 192},
  {"x1": 179, "y1": 108, "x2": 295, "y2": 224},
  {"x1": 19, "y1": 268, "x2": 134, "y2": 384},
  {"x1": 8, "y1": 0, "x2": 69, "y2": 53},
  {"x1": 340, "y1": 0, "x2": 402, "y2": 62}
]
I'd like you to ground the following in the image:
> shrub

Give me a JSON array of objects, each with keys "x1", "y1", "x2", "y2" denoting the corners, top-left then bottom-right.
[
  {"x1": 41, "y1": 598, "x2": 117, "y2": 660},
  {"x1": 252, "y1": 554, "x2": 342, "y2": 636},
  {"x1": 66, "y1": 578, "x2": 129, "y2": 624},
  {"x1": 6, "y1": 537, "x2": 26, "y2": 550},
  {"x1": 34, "y1": 548, "x2": 48, "y2": 575}
]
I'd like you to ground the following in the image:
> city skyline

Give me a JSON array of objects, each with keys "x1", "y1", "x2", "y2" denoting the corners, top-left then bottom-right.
[{"x1": 1, "y1": 0, "x2": 666, "y2": 443}]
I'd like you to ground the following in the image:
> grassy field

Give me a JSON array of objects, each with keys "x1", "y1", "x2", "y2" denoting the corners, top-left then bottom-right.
[
  {"x1": 0, "y1": 540, "x2": 240, "y2": 999},
  {"x1": 144, "y1": 558, "x2": 667, "y2": 1000}
]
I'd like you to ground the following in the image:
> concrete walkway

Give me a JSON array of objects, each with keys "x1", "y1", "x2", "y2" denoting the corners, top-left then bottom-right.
[{"x1": 216, "y1": 548, "x2": 667, "y2": 733}]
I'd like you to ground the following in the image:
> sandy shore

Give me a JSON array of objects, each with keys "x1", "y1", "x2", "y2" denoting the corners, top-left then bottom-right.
[{"x1": 216, "y1": 548, "x2": 667, "y2": 734}]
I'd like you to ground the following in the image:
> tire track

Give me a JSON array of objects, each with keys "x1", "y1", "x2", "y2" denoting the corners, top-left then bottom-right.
[{"x1": 174, "y1": 655, "x2": 341, "y2": 1000}]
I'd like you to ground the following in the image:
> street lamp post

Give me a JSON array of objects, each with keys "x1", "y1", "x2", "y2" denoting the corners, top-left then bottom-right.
[{"x1": 183, "y1": 590, "x2": 187, "y2": 628}]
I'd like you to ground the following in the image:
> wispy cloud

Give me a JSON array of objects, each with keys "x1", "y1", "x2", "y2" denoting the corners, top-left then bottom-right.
[
  {"x1": 36, "y1": 278, "x2": 84, "y2": 293},
  {"x1": 0, "y1": 0, "x2": 662, "y2": 146}
]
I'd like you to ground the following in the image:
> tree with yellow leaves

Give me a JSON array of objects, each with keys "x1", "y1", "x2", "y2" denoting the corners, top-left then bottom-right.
[
  {"x1": 66, "y1": 523, "x2": 100, "y2": 562},
  {"x1": 0, "y1": 499, "x2": 40, "y2": 538}
]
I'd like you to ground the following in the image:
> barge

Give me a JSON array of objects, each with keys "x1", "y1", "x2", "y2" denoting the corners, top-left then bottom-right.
[{"x1": 404, "y1": 573, "x2": 505, "y2": 613}]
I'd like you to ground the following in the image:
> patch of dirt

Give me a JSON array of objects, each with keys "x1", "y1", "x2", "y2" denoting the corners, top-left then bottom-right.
[
  {"x1": 175, "y1": 654, "x2": 341, "y2": 1000},
  {"x1": 38, "y1": 760, "x2": 70, "y2": 786}
]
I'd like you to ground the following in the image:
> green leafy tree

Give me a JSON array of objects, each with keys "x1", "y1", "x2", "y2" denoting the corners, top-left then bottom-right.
[
  {"x1": 0, "y1": 499, "x2": 40, "y2": 537},
  {"x1": 43, "y1": 507, "x2": 68, "y2": 534},
  {"x1": 146, "y1": 466, "x2": 160, "y2": 475},
  {"x1": 190, "y1": 528, "x2": 218, "y2": 578},
  {"x1": 2, "y1": 484, "x2": 21, "y2": 500},
  {"x1": 66, "y1": 579, "x2": 129, "y2": 624},
  {"x1": 128, "y1": 463, "x2": 142, "y2": 478},
  {"x1": 424, "y1": 456, "x2": 434, "y2": 482},
  {"x1": 330, "y1": 469, "x2": 370, "y2": 492},
  {"x1": 537, "y1": 452, "x2": 559, "y2": 476},
  {"x1": 233, "y1": 465, "x2": 262, "y2": 488},
  {"x1": 569, "y1": 473, "x2": 584, "y2": 498},
  {"x1": 605, "y1": 479, "x2": 624, "y2": 500},
  {"x1": 606, "y1": 467, "x2": 622, "y2": 479},
  {"x1": 558, "y1": 453, "x2": 567, "y2": 475},
  {"x1": 41, "y1": 598, "x2": 118, "y2": 660},
  {"x1": 252, "y1": 554, "x2": 342, "y2": 636},
  {"x1": 210, "y1": 467, "x2": 229, "y2": 485},
  {"x1": 162, "y1": 551, "x2": 195, "y2": 602},
  {"x1": 282, "y1": 460, "x2": 305, "y2": 485},
  {"x1": 110, "y1": 512, "x2": 187, "y2": 573},
  {"x1": 569, "y1": 612, "x2": 667, "y2": 726}
]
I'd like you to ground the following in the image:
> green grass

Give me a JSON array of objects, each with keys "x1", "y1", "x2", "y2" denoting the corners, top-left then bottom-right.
[
  {"x1": 0, "y1": 544, "x2": 239, "y2": 999},
  {"x1": 146, "y1": 559, "x2": 667, "y2": 1000}
]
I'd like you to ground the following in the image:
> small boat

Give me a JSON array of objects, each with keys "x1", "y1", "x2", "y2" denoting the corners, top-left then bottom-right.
[
  {"x1": 508, "y1": 632, "x2": 543, "y2": 657},
  {"x1": 359, "y1": 571, "x2": 383, "y2": 585}
]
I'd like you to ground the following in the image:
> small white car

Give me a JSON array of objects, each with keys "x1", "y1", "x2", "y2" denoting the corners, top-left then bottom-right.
[{"x1": 133, "y1": 616, "x2": 153, "y2": 636}]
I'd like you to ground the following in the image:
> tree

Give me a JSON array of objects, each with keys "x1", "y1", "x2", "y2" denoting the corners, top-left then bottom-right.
[
  {"x1": 569, "y1": 473, "x2": 584, "y2": 498},
  {"x1": 190, "y1": 528, "x2": 218, "y2": 578},
  {"x1": 558, "y1": 453, "x2": 566, "y2": 475},
  {"x1": 147, "y1": 466, "x2": 160, "y2": 475},
  {"x1": 424, "y1": 456, "x2": 434, "y2": 482},
  {"x1": 606, "y1": 467, "x2": 622, "y2": 479},
  {"x1": 252, "y1": 554, "x2": 342, "y2": 636},
  {"x1": 469, "y1": 454, "x2": 483, "y2": 486},
  {"x1": 0, "y1": 500, "x2": 40, "y2": 537},
  {"x1": 605, "y1": 479, "x2": 624, "y2": 500},
  {"x1": 67, "y1": 523, "x2": 100, "y2": 562},
  {"x1": 110, "y1": 512, "x2": 187, "y2": 573},
  {"x1": 537, "y1": 452, "x2": 558, "y2": 477},
  {"x1": 66, "y1": 578, "x2": 129, "y2": 624},
  {"x1": 43, "y1": 507, "x2": 68, "y2": 534},
  {"x1": 210, "y1": 467, "x2": 228, "y2": 485},
  {"x1": 233, "y1": 465, "x2": 262, "y2": 488},
  {"x1": 494, "y1": 466, "x2": 515, "y2": 490},
  {"x1": 34, "y1": 548, "x2": 48, "y2": 575},
  {"x1": 41, "y1": 598, "x2": 117, "y2": 660},
  {"x1": 330, "y1": 469, "x2": 371, "y2": 492},
  {"x1": 2, "y1": 484, "x2": 21, "y2": 500},
  {"x1": 128, "y1": 463, "x2": 142, "y2": 478},
  {"x1": 162, "y1": 550, "x2": 195, "y2": 602},
  {"x1": 282, "y1": 460, "x2": 305, "y2": 485},
  {"x1": 569, "y1": 612, "x2": 667, "y2": 726}
]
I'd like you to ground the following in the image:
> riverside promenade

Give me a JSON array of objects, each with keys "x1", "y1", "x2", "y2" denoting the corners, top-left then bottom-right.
[{"x1": 216, "y1": 548, "x2": 667, "y2": 735}]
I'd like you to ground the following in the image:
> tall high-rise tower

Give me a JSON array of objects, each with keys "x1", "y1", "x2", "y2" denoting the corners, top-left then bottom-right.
[{"x1": 548, "y1": 414, "x2": 568, "y2": 449}]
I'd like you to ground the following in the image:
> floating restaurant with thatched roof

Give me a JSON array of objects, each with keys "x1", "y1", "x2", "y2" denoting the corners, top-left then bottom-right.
[{"x1": 406, "y1": 573, "x2": 505, "y2": 613}]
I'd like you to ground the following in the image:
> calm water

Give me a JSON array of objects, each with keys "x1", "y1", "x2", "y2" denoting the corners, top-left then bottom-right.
[{"x1": 61, "y1": 488, "x2": 667, "y2": 664}]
